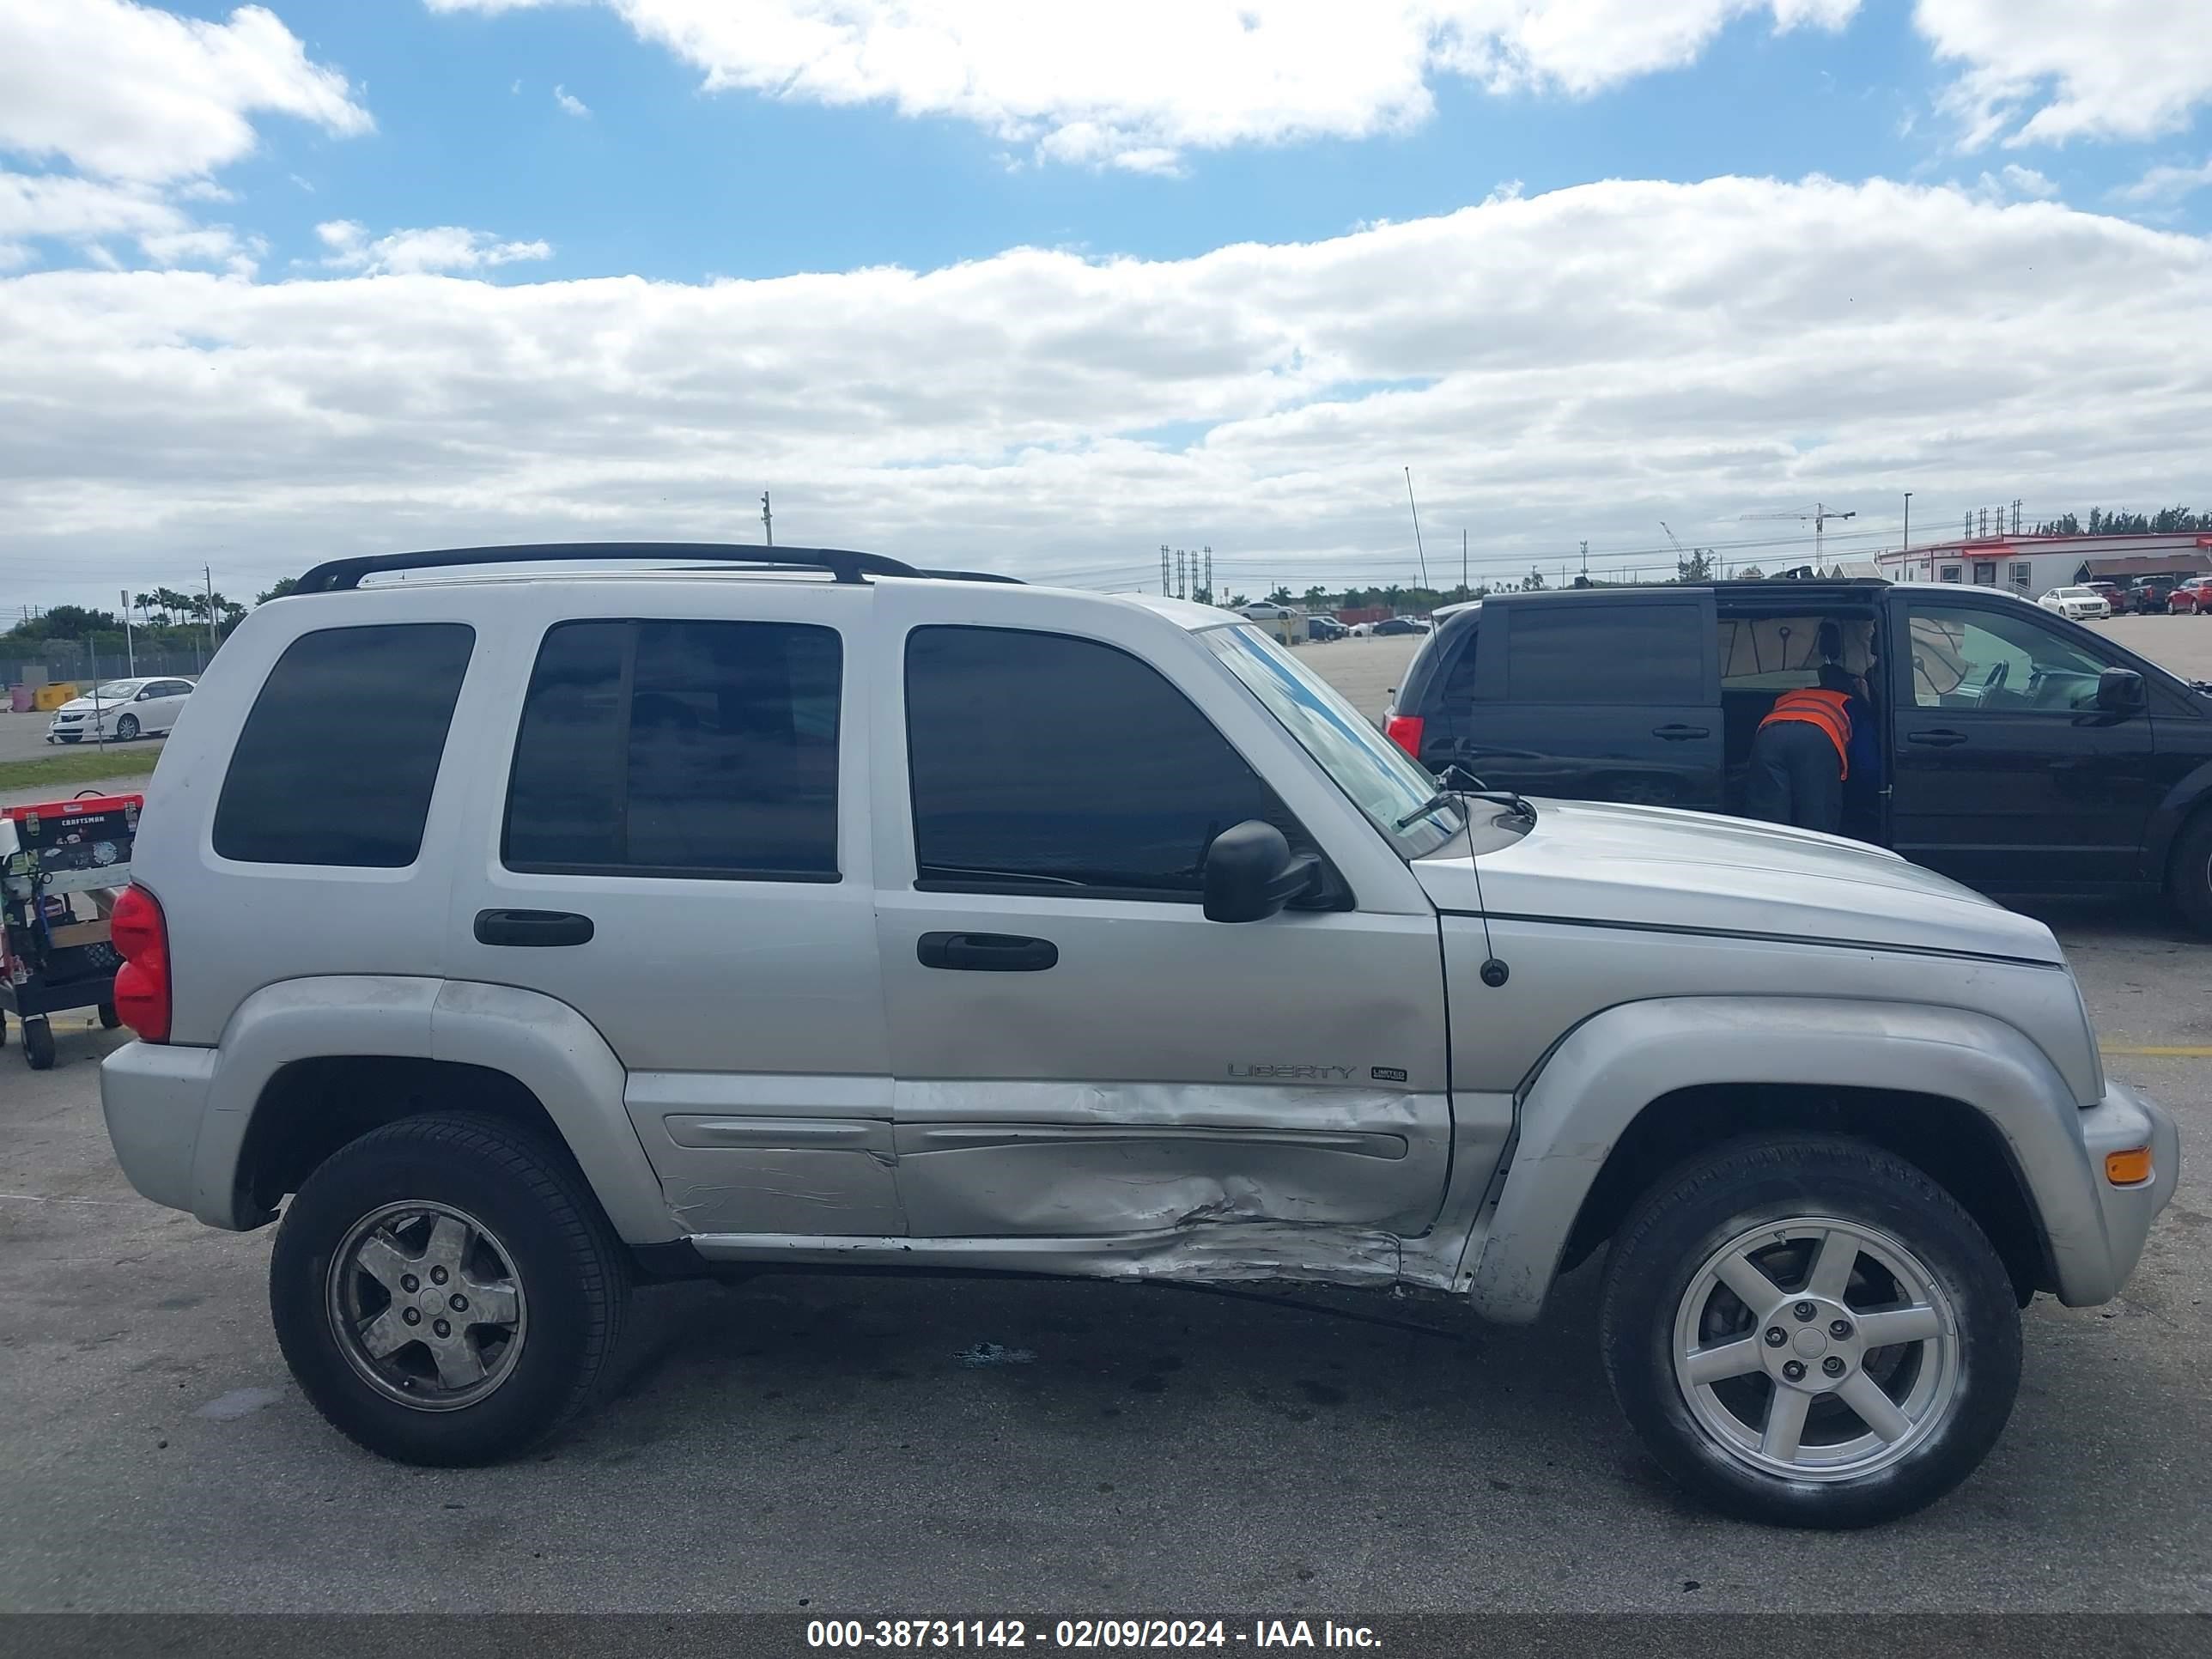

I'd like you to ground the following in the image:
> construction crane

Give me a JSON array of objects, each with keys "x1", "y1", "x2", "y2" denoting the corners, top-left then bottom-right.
[
  {"x1": 1740, "y1": 503, "x2": 1856, "y2": 568},
  {"x1": 1660, "y1": 520, "x2": 1715, "y2": 579}
]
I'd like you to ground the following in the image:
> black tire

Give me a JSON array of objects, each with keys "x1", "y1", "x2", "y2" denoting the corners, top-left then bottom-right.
[
  {"x1": 114, "y1": 714, "x2": 139, "y2": 740},
  {"x1": 2168, "y1": 809, "x2": 2212, "y2": 935},
  {"x1": 97, "y1": 1000, "x2": 121, "y2": 1030},
  {"x1": 270, "y1": 1113, "x2": 629, "y2": 1467},
  {"x1": 21, "y1": 1017, "x2": 55, "y2": 1071},
  {"x1": 1600, "y1": 1134, "x2": 2021, "y2": 1528},
  {"x1": 0, "y1": 1008, "x2": 8, "y2": 1048}
]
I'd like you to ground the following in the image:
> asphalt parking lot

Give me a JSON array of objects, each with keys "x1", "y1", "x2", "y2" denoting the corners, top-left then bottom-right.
[{"x1": 3, "y1": 619, "x2": 2209, "y2": 1613}]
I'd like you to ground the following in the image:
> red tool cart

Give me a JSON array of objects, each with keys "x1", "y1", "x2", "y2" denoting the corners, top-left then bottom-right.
[{"x1": 1, "y1": 792, "x2": 142, "y2": 1071}]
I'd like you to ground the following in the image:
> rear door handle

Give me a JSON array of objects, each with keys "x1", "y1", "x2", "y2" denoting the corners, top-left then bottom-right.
[
  {"x1": 1652, "y1": 724, "x2": 1711, "y2": 740},
  {"x1": 474, "y1": 908, "x2": 595, "y2": 947},
  {"x1": 917, "y1": 932, "x2": 1059, "y2": 972},
  {"x1": 1905, "y1": 729, "x2": 1967, "y2": 747}
]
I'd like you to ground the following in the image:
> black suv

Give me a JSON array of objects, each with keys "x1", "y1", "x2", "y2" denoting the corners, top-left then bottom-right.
[{"x1": 1383, "y1": 579, "x2": 2212, "y2": 927}]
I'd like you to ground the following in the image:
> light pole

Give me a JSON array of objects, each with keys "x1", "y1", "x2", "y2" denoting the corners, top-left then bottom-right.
[{"x1": 1903, "y1": 491, "x2": 1913, "y2": 578}]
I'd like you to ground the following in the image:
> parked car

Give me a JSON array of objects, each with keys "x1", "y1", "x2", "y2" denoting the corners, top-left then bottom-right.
[
  {"x1": 43, "y1": 677, "x2": 195, "y2": 744},
  {"x1": 2037, "y1": 586, "x2": 2111, "y2": 621},
  {"x1": 2123, "y1": 574, "x2": 2185, "y2": 613},
  {"x1": 2084, "y1": 581, "x2": 2125, "y2": 612},
  {"x1": 1373, "y1": 616, "x2": 1428, "y2": 635},
  {"x1": 96, "y1": 544, "x2": 2177, "y2": 1530},
  {"x1": 1384, "y1": 578, "x2": 2212, "y2": 927},
  {"x1": 2166, "y1": 577, "x2": 2212, "y2": 615},
  {"x1": 1305, "y1": 615, "x2": 1348, "y2": 641}
]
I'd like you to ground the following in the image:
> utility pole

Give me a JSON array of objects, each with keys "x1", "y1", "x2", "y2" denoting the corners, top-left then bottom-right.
[
  {"x1": 761, "y1": 491, "x2": 774, "y2": 548},
  {"x1": 1579, "y1": 540, "x2": 1589, "y2": 584},
  {"x1": 2011, "y1": 498, "x2": 2023, "y2": 536},
  {"x1": 1903, "y1": 492, "x2": 1913, "y2": 575},
  {"x1": 120, "y1": 589, "x2": 135, "y2": 676},
  {"x1": 1160, "y1": 544, "x2": 1170, "y2": 596},
  {"x1": 1203, "y1": 546, "x2": 1212, "y2": 599},
  {"x1": 204, "y1": 564, "x2": 217, "y2": 661},
  {"x1": 1462, "y1": 528, "x2": 1468, "y2": 596}
]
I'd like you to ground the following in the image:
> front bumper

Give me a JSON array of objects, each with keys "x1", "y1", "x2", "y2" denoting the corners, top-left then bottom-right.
[{"x1": 2054, "y1": 1078, "x2": 2181, "y2": 1306}]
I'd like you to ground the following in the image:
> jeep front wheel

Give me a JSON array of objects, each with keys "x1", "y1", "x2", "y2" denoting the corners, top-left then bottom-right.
[
  {"x1": 270, "y1": 1113, "x2": 629, "y2": 1466},
  {"x1": 1599, "y1": 1134, "x2": 2021, "y2": 1528}
]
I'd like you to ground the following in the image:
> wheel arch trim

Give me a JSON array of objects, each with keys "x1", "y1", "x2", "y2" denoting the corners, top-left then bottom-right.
[
  {"x1": 193, "y1": 975, "x2": 678, "y2": 1242},
  {"x1": 1465, "y1": 997, "x2": 2106, "y2": 1324}
]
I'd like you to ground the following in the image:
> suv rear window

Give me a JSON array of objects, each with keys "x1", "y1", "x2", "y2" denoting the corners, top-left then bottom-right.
[
  {"x1": 213, "y1": 623, "x2": 475, "y2": 867},
  {"x1": 503, "y1": 619, "x2": 842, "y2": 881},
  {"x1": 1506, "y1": 603, "x2": 1704, "y2": 703}
]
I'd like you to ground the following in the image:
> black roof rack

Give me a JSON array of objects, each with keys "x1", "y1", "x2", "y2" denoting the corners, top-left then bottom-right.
[{"x1": 293, "y1": 542, "x2": 1021, "y2": 594}]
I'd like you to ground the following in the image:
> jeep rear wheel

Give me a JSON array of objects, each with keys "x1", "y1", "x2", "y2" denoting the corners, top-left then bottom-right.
[
  {"x1": 270, "y1": 1113, "x2": 629, "y2": 1466},
  {"x1": 1600, "y1": 1134, "x2": 2020, "y2": 1528}
]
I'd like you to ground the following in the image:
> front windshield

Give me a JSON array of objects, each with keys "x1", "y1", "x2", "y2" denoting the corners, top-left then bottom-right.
[
  {"x1": 1202, "y1": 623, "x2": 1458, "y2": 854},
  {"x1": 88, "y1": 680, "x2": 140, "y2": 700}
]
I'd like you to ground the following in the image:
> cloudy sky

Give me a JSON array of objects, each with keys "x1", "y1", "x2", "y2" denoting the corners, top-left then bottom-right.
[{"x1": 4, "y1": 0, "x2": 2212, "y2": 613}]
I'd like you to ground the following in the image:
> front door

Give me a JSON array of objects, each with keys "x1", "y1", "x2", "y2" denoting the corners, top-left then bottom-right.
[
  {"x1": 441, "y1": 583, "x2": 901, "y2": 1236},
  {"x1": 1888, "y1": 596, "x2": 2159, "y2": 890},
  {"x1": 868, "y1": 584, "x2": 1451, "y2": 1244}
]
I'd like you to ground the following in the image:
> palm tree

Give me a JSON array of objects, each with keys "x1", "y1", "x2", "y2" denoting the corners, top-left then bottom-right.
[
  {"x1": 131, "y1": 592, "x2": 158, "y2": 624},
  {"x1": 1304, "y1": 584, "x2": 1329, "y2": 608},
  {"x1": 1267, "y1": 585, "x2": 1293, "y2": 605},
  {"x1": 1381, "y1": 584, "x2": 1406, "y2": 611}
]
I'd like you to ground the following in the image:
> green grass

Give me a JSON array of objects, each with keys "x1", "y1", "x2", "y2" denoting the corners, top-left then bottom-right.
[{"x1": 0, "y1": 744, "x2": 161, "y2": 793}]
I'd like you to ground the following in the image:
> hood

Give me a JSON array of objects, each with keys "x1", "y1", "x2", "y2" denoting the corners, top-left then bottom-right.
[
  {"x1": 54, "y1": 697, "x2": 118, "y2": 715},
  {"x1": 1416, "y1": 798, "x2": 2061, "y2": 965}
]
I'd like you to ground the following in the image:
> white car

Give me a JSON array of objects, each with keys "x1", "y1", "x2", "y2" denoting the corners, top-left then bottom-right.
[
  {"x1": 44, "y1": 677, "x2": 196, "y2": 744},
  {"x1": 2038, "y1": 586, "x2": 2111, "y2": 621}
]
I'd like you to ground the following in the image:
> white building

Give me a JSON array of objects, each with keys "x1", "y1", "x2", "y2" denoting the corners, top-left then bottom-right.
[{"x1": 1874, "y1": 531, "x2": 2212, "y2": 597}]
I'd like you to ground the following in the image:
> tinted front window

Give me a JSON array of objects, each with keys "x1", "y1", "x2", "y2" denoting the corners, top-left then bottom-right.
[
  {"x1": 504, "y1": 619, "x2": 842, "y2": 880},
  {"x1": 214, "y1": 623, "x2": 473, "y2": 866},
  {"x1": 906, "y1": 625, "x2": 1308, "y2": 898},
  {"x1": 1506, "y1": 604, "x2": 1705, "y2": 703}
]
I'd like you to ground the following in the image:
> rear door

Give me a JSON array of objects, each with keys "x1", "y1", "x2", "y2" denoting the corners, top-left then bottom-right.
[
  {"x1": 869, "y1": 583, "x2": 1452, "y2": 1243},
  {"x1": 145, "y1": 679, "x2": 192, "y2": 731},
  {"x1": 1454, "y1": 594, "x2": 1722, "y2": 808},
  {"x1": 1887, "y1": 594, "x2": 2159, "y2": 890},
  {"x1": 442, "y1": 580, "x2": 900, "y2": 1237}
]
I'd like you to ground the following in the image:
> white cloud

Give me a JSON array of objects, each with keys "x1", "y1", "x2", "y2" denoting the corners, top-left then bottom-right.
[
  {"x1": 553, "y1": 83, "x2": 592, "y2": 118},
  {"x1": 2118, "y1": 156, "x2": 2212, "y2": 205},
  {"x1": 2000, "y1": 164, "x2": 2057, "y2": 199},
  {"x1": 1917, "y1": 0, "x2": 2212, "y2": 150},
  {"x1": 5, "y1": 176, "x2": 2209, "y2": 608},
  {"x1": 315, "y1": 219, "x2": 555, "y2": 275},
  {"x1": 0, "y1": 0, "x2": 371, "y2": 184},
  {"x1": 428, "y1": 0, "x2": 1861, "y2": 168},
  {"x1": 0, "y1": 169, "x2": 261, "y2": 274}
]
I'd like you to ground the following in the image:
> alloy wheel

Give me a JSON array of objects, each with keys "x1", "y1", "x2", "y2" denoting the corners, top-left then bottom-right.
[
  {"x1": 325, "y1": 1201, "x2": 528, "y2": 1411},
  {"x1": 1671, "y1": 1216, "x2": 1959, "y2": 1481}
]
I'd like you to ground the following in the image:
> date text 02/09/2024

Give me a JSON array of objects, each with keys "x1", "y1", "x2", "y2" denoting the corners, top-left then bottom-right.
[{"x1": 805, "y1": 1620, "x2": 1382, "y2": 1650}]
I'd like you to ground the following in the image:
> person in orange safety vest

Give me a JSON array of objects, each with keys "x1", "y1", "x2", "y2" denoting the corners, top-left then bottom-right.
[{"x1": 1745, "y1": 661, "x2": 1858, "y2": 833}]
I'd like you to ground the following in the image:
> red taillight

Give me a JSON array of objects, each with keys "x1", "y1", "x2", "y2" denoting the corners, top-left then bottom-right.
[
  {"x1": 109, "y1": 884, "x2": 169, "y2": 1042},
  {"x1": 1384, "y1": 714, "x2": 1425, "y2": 757}
]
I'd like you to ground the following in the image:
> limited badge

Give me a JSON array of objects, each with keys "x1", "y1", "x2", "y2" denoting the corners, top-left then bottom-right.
[{"x1": 1370, "y1": 1066, "x2": 1408, "y2": 1084}]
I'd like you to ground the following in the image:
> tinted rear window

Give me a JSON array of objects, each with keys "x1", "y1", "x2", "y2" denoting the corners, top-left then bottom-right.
[
  {"x1": 214, "y1": 623, "x2": 474, "y2": 866},
  {"x1": 502, "y1": 619, "x2": 842, "y2": 880},
  {"x1": 1505, "y1": 604, "x2": 1705, "y2": 703}
]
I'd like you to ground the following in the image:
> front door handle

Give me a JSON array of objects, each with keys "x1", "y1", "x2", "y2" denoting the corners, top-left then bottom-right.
[
  {"x1": 474, "y1": 908, "x2": 595, "y2": 947},
  {"x1": 917, "y1": 932, "x2": 1059, "y2": 972},
  {"x1": 1905, "y1": 729, "x2": 1967, "y2": 747},
  {"x1": 1652, "y1": 723, "x2": 1710, "y2": 741}
]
